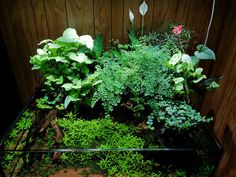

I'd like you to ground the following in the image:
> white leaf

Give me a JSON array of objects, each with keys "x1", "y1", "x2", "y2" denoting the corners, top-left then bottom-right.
[
  {"x1": 64, "y1": 96, "x2": 71, "y2": 109},
  {"x1": 38, "y1": 39, "x2": 52, "y2": 45},
  {"x1": 37, "y1": 49, "x2": 46, "y2": 55},
  {"x1": 181, "y1": 54, "x2": 191, "y2": 63},
  {"x1": 79, "y1": 35, "x2": 94, "y2": 50},
  {"x1": 139, "y1": 1, "x2": 148, "y2": 16},
  {"x1": 57, "y1": 28, "x2": 80, "y2": 43},
  {"x1": 169, "y1": 51, "x2": 182, "y2": 66},
  {"x1": 129, "y1": 9, "x2": 134, "y2": 23}
]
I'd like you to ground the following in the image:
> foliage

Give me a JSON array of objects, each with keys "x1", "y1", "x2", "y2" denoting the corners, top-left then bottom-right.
[
  {"x1": 148, "y1": 100, "x2": 212, "y2": 130},
  {"x1": 57, "y1": 117, "x2": 157, "y2": 176},
  {"x1": 9, "y1": 110, "x2": 33, "y2": 138},
  {"x1": 92, "y1": 46, "x2": 175, "y2": 113},
  {"x1": 1, "y1": 110, "x2": 33, "y2": 169},
  {"x1": 30, "y1": 28, "x2": 102, "y2": 111},
  {"x1": 91, "y1": 33, "x2": 216, "y2": 130}
]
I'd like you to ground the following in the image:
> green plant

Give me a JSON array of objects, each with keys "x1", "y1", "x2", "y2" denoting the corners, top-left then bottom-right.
[
  {"x1": 57, "y1": 117, "x2": 160, "y2": 176},
  {"x1": 30, "y1": 28, "x2": 103, "y2": 111},
  {"x1": 92, "y1": 46, "x2": 174, "y2": 113},
  {"x1": 147, "y1": 100, "x2": 212, "y2": 130}
]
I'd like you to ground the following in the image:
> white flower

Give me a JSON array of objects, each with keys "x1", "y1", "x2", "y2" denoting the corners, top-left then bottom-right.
[
  {"x1": 139, "y1": 1, "x2": 148, "y2": 16},
  {"x1": 129, "y1": 9, "x2": 134, "y2": 23},
  {"x1": 79, "y1": 35, "x2": 94, "y2": 50}
]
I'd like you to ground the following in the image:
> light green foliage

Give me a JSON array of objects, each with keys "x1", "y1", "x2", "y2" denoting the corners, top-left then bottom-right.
[
  {"x1": 57, "y1": 117, "x2": 157, "y2": 176},
  {"x1": 92, "y1": 46, "x2": 175, "y2": 113},
  {"x1": 2, "y1": 111, "x2": 33, "y2": 169},
  {"x1": 148, "y1": 100, "x2": 212, "y2": 130},
  {"x1": 167, "y1": 47, "x2": 218, "y2": 98},
  {"x1": 30, "y1": 28, "x2": 102, "y2": 110},
  {"x1": 9, "y1": 110, "x2": 33, "y2": 138}
]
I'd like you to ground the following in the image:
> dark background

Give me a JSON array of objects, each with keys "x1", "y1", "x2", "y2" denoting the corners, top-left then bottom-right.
[{"x1": 0, "y1": 34, "x2": 22, "y2": 138}]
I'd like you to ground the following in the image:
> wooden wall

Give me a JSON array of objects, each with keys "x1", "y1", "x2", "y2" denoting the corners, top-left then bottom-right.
[
  {"x1": 200, "y1": 0, "x2": 236, "y2": 176},
  {"x1": 0, "y1": 0, "x2": 215, "y2": 104},
  {"x1": 0, "y1": 0, "x2": 235, "y2": 176}
]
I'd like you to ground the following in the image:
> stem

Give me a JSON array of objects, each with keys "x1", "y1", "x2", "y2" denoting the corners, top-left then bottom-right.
[
  {"x1": 184, "y1": 79, "x2": 191, "y2": 104},
  {"x1": 141, "y1": 15, "x2": 144, "y2": 36}
]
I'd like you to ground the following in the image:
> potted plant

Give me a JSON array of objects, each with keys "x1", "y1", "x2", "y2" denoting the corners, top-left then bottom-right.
[{"x1": 0, "y1": 1, "x2": 222, "y2": 177}]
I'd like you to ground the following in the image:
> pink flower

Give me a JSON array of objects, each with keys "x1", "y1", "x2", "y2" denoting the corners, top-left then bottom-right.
[{"x1": 172, "y1": 25, "x2": 183, "y2": 35}]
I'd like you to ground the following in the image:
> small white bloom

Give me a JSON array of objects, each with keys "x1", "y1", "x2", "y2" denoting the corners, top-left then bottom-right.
[
  {"x1": 129, "y1": 9, "x2": 134, "y2": 23},
  {"x1": 79, "y1": 35, "x2": 94, "y2": 50},
  {"x1": 139, "y1": 1, "x2": 148, "y2": 16}
]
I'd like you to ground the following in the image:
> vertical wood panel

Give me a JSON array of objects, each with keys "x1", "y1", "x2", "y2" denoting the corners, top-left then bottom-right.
[
  {"x1": 143, "y1": 0, "x2": 154, "y2": 32},
  {"x1": 215, "y1": 128, "x2": 236, "y2": 177},
  {"x1": 152, "y1": 0, "x2": 178, "y2": 31},
  {"x1": 111, "y1": 0, "x2": 124, "y2": 42},
  {"x1": 0, "y1": 1, "x2": 29, "y2": 104},
  {"x1": 200, "y1": 1, "x2": 236, "y2": 138},
  {"x1": 31, "y1": 0, "x2": 49, "y2": 41},
  {"x1": 66, "y1": 0, "x2": 94, "y2": 36},
  {"x1": 186, "y1": 0, "x2": 211, "y2": 43},
  {"x1": 44, "y1": 0, "x2": 68, "y2": 39},
  {"x1": 176, "y1": 0, "x2": 190, "y2": 25},
  {"x1": 6, "y1": 0, "x2": 38, "y2": 97},
  {"x1": 123, "y1": 0, "x2": 141, "y2": 42},
  {"x1": 94, "y1": 0, "x2": 111, "y2": 48}
]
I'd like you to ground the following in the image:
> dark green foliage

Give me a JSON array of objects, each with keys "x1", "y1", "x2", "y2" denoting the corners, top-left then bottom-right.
[{"x1": 148, "y1": 100, "x2": 212, "y2": 130}]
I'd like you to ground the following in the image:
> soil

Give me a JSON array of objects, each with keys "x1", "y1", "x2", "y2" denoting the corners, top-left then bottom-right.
[{"x1": 25, "y1": 168, "x2": 103, "y2": 177}]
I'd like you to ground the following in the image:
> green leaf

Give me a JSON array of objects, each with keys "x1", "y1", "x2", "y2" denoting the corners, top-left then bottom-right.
[
  {"x1": 192, "y1": 75, "x2": 207, "y2": 83},
  {"x1": 68, "y1": 52, "x2": 92, "y2": 64},
  {"x1": 173, "y1": 77, "x2": 184, "y2": 84},
  {"x1": 194, "y1": 44, "x2": 216, "y2": 60},
  {"x1": 128, "y1": 32, "x2": 140, "y2": 47},
  {"x1": 175, "y1": 84, "x2": 184, "y2": 91},
  {"x1": 191, "y1": 56, "x2": 200, "y2": 65},
  {"x1": 64, "y1": 96, "x2": 71, "y2": 109},
  {"x1": 93, "y1": 33, "x2": 103, "y2": 59},
  {"x1": 207, "y1": 81, "x2": 220, "y2": 90},
  {"x1": 81, "y1": 65, "x2": 89, "y2": 74},
  {"x1": 62, "y1": 83, "x2": 75, "y2": 91}
]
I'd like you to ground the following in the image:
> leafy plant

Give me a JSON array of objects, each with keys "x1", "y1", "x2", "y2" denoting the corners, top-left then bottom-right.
[
  {"x1": 57, "y1": 117, "x2": 159, "y2": 176},
  {"x1": 30, "y1": 28, "x2": 102, "y2": 111}
]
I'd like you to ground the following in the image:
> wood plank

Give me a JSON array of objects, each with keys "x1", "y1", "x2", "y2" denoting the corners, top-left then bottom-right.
[
  {"x1": 66, "y1": 0, "x2": 94, "y2": 36},
  {"x1": 94, "y1": 0, "x2": 112, "y2": 48},
  {"x1": 176, "y1": 0, "x2": 190, "y2": 25},
  {"x1": 111, "y1": 0, "x2": 124, "y2": 42},
  {"x1": 44, "y1": 0, "x2": 68, "y2": 39},
  {"x1": 200, "y1": 1, "x2": 236, "y2": 140},
  {"x1": 123, "y1": 0, "x2": 141, "y2": 43},
  {"x1": 143, "y1": 0, "x2": 154, "y2": 33},
  {"x1": 215, "y1": 127, "x2": 236, "y2": 177},
  {"x1": 6, "y1": 0, "x2": 39, "y2": 97},
  {"x1": 213, "y1": 33, "x2": 236, "y2": 145},
  {"x1": 31, "y1": 0, "x2": 49, "y2": 41},
  {"x1": 152, "y1": 0, "x2": 178, "y2": 31},
  {"x1": 186, "y1": 0, "x2": 211, "y2": 44},
  {"x1": 0, "y1": 1, "x2": 29, "y2": 104},
  {"x1": 31, "y1": 0, "x2": 49, "y2": 81}
]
